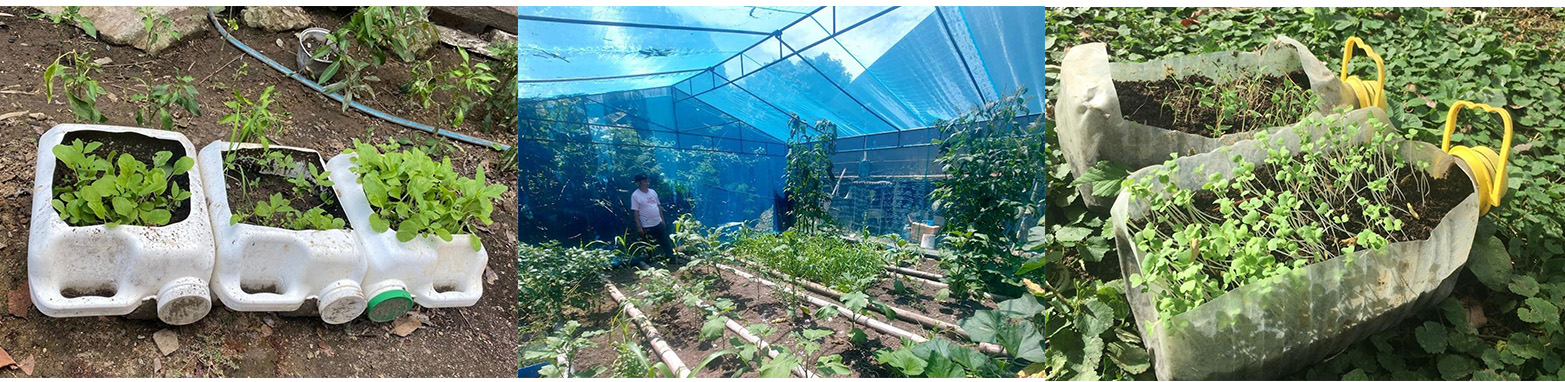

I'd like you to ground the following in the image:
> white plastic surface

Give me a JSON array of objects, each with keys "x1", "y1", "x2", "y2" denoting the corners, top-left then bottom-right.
[
  {"x1": 326, "y1": 153, "x2": 486, "y2": 308},
  {"x1": 28, "y1": 124, "x2": 214, "y2": 325},
  {"x1": 199, "y1": 141, "x2": 368, "y2": 324}
]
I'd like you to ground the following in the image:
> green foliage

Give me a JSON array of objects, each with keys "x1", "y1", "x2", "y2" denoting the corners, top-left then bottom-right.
[
  {"x1": 783, "y1": 116, "x2": 838, "y2": 231},
  {"x1": 876, "y1": 294, "x2": 1047, "y2": 377},
  {"x1": 340, "y1": 6, "x2": 438, "y2": 65},
  {"x1": 521, "y1": 320, "x2": 607, "y2": 378},
  {"x1": 1047, "y1": 7, "x2": 1565, "y2": 380},
  {"x1": 224, "y1": 150, "x2": 345, "y2": 231},
  {"x1": 729, "y1": 228, "x2": 889, "y2": 293},
  {"x1": 439, "y1": 48, "x2": 499, "y2": 128},
  {"x1": 32, "y1": 6, "x2": 97, "y2": 38},
  {"x1": 130, "y1": 75, "x2": 201, "y2": 130},
  {"x1": 1124, "y1": 117, "x2": 1418, "y2": 318},
  {"x1": 930, "y1": 89, "x2": 1048, "y2": 298},
  {"x1": 518, "y1": 241, "x2": 614, "y2": 324},
  {"x1": 136, "y1": 6, "x2": 179, "y2": 55},
  {"x1": 404, "y1": 59, "x2": 439, "y2": 110},
  {"x1": 43, "y1": 50, "x2": 109, "y2": 123},
  {"x1": 51, "y1": 138, "x2": 195, "y2": 227},
  {"x1": 318, "y1": 50, "x2": 381, "y2": 113},
  {"x1": 479, "y1": 41, "x2": 520, "y2": 133},
  {"x1": 347, "y1": 139, "x2": 508, "y2": 250},
  {"x1": 220, "y1": 85, "x2": 286, "y2": 147}
]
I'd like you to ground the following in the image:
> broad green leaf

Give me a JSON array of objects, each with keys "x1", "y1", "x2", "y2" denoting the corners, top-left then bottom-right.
[
  {"x1": 997, "y1": 294, "x2": 1045, "y2": 319},
  {"x1": 1466, "y1": 236, "x2": 1512, "y2": 291},
  {"x1": 1414, "y1": 321, "x2": 1447, "y2": 354},
  {"x1": 1517, "y1": 297, "x2": 1559, "y2": 325},
  {"x1": 959, "y1": 310, "x2": 1003, "y2": 344},
  {"x1": 875, "y1": 349, "x2": 927, "y2": 376}
]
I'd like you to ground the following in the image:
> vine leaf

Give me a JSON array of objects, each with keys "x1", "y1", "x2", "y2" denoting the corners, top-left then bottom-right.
[
  {"x1": 1414, "y1": 321, "x2": 1448, "y2": 354},
  {"x1": 1466, "y1": 236, "x2": 1512, "y2": 291}
]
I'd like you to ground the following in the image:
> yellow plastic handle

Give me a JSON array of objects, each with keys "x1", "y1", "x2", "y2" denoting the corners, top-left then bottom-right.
[
  {"x1": 1442, "y1": 101, "x2": 1513, "y2": 210},
  {"x1": 1340, "y1": 37, "x2": 1385, "y2": 85},
  {"x1": 1340, "y1": 37, "x2": 1387, "y2": 109}
]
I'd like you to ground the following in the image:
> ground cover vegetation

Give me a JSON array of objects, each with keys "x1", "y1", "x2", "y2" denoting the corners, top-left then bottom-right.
[{"x1": 1044, "y1": 7, "x2": 1565, "y2": 379}]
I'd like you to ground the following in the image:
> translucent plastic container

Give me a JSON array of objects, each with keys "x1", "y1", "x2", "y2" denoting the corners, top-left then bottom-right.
[
  {"x1": 28, "y1": 124, "x2": 214, "y2": 325},
  {"x1": 325, "y1": 153, "x2": 487, "y2": 322},
  {"x1": 198, "y1": 141, "x2": 368, "y2": 324}
]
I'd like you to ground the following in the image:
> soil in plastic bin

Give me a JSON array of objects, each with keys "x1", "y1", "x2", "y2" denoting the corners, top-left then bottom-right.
[
  {"x1": 1142, "y1": 159, "x2": 1473, "y2": 287},
  {"x1": 1114, "y1": 71, "x2": 1313, "y2": 138},
  {"x1": 52, "y1": 130, "x2": 193, "y2": 226},
  {"x1": 223, "y1": 148, "x2": 349, "y2": 227}
]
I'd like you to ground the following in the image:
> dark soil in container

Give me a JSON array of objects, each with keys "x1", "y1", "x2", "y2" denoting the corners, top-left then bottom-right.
[
  {"x1": 52, "y1": 130, "x2": 193, "y2": 226},
  {"x1": 1114, "y1": 71, "x2": 1313, "y2": 138},
  {"x1": 223, "y1": 148, "x2": 348, "y2": 227},
  {"x1": 1140, "y1": 159, "x2": 1474, "y2": 286}
]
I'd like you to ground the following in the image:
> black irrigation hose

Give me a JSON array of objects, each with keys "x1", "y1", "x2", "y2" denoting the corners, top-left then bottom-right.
[{"x1": 206, "y1": 10, "x2": 511, "y2": 151}]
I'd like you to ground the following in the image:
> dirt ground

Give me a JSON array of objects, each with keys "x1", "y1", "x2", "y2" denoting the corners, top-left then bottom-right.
[{"x1": 0, "y1": 7, "x2": 518, "y2": 377}]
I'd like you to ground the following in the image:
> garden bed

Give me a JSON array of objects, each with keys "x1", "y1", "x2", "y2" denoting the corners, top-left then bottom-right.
[
  {"x1": 0, "y1": 6, "x2": 518, "y2": 377},
  {"x1": 1113, "y1": 71, "x2": 1314, "y2": 137}
]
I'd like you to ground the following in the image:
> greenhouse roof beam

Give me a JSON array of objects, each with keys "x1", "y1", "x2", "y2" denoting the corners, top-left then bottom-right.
[
  {"x1": 519, "y1": 136, "x2": 784, "y2": 158},
  {"x1": 778, "y1": 39, "x2": 901, "y2": 132},
  {"x1": 522, "y1": 117, "x2": 785, "y2": 147},
  {"x1": 678, "y1": 6, "x2": 900, "y2": 101},
  {"x1": 519, "y1": 67, "x2": 708, "y2": 84},
  {"x1": 517, "y1": 14, "x2": 775, "y2": 36},
  {"x1": 935, "y1": 8, "x2": 989, "y2": 104}
]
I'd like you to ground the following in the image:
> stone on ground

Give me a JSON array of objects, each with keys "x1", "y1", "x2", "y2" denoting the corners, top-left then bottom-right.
[{"x1": 241, "y1": 6, "x2": 311, "y2": 32}]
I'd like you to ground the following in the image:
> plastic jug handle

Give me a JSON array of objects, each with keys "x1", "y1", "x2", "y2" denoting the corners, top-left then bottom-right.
[{"x1": 1442, "y1": 100, "x2": 1514, "y2": 204}]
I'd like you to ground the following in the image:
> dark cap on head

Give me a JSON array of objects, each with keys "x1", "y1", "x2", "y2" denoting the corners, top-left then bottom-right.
[{"x1": 634, "y1": 174, "x2": 649, "y2": 182}]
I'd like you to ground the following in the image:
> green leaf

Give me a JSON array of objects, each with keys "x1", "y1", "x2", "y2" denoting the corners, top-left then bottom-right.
[
  {"x1": 801, "y1": 328, "x2": 833, "y2": 341},
  {"x1": 700, "y1": 314, "x2": 727, "y2": 341},
  {"x1": 1414, "y1": 321, "x2": 1448, "y2": 354},
  {"x1": 997, "y1": 294, "x2": 1045, "y2": 319},
  {"x1": 1517, "y1": 297, "x2": 1559, "y2": 325},
  {"x1": 758, "y1": 353, "x2": 799, "y2": 378},
  {"x1": 1508, "y1": 275, "x2": 1540, "y2": 297},
  {"x1": 874, "y1": 349, "x2": 927, "y2": 376},
  {"x1": 996, "y1": 320, "x2": 1046, "y2": 363},
  {"x1": 959, "y1": 310, "x2": 1003, "y2": 344},
  {"x1": 816, "y1": 354, "x2": 851, "y2": 376},
  {"x1": 172, "y1": 156, "x2": 194, "y2": 175},
  {"x1": 1467, "y1": 236, "x2": 1512, "y2": 291},
  {"x1": 1106, "y1": 341, "x2": 1152, "y2": 375},
  {"x1": 368, "y1": 213, "x2": 389, "y2": 233}
]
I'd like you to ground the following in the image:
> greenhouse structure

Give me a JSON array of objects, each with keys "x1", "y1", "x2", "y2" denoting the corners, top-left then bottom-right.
[{"x1": 519, "y1": 6, "x2": 1046, "y2": 243}]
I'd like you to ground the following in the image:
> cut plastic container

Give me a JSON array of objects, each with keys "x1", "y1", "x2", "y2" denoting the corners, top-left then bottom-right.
[
  {"x1": 326, "y1": 152, "x2": 487, "y2": 322},
  {"x1": 29, "y1": 124, "x2": 214, "y2": 325},
  {"x1": 198, "y1": 141, "x2": 368, "y2": 324},
  {"x1": 1109, "y1": 109, "x2": 1480, "y2": 379},
  {"x1": 1055, "y1": 36, "x2": 1362, "y2": 209}
]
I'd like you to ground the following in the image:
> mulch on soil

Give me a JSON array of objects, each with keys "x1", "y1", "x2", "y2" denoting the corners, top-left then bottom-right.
[
  {"x1": 0, "y1": 7, "x2": 517, "y2": 377},
  {"x1": 1114, "y1": 71, "x2": 1312, "y2": 138}
]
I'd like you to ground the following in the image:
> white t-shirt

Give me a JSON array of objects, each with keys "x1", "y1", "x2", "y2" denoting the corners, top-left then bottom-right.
[{"x1": 631, "y1": 188, "x2": 663, "y2": 229}]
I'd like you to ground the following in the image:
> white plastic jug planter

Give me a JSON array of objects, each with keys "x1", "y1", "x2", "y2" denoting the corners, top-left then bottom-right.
[
  {"x1": 1109, "y1": 109, "x2": 1480, "y2": 379},
  {"x1": 29, "y1": 124, "x2": 214, "y2": 325},
  {"x1": 1056, "y1": 36, "x2": 1361, "y2": 209},
  {"x1": 199, "y1": 141, "x2": 368, "y2": 324},
  {"x1": 326, "y1": 152, "x2": 487, "y2": 323}
]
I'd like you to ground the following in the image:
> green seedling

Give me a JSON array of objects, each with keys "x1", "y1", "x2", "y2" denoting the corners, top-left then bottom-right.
[
  {"x1": 51, "y1": 138, "x2": 195, "y2": 227},
  {"x1": 31, "y1": 6, "x2": 97, "y2": 38},
  {"x1": 43, "y1": 50, "x2": 109, "y2": 123},
  {"x1": 130, "y1": 75, "x2": 201, "y2": 130},
  {"x1": 347, "y1": 138, "x2": 509, "y2": 250}
]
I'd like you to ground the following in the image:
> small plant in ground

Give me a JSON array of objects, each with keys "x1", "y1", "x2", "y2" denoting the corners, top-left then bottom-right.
[
  {"x1": 403, "y1": 59, "x2": 439, "y2": 110},
  {"x1": 220, "y1": 85, "x2": 286, "y2": 147},
  {"x1": 440, "y1": 48, "x2": 499, "y2": 128},
  {"x1": 318, "y1": 47, "x2": 381, "y2": 113},
  {"x1": 929, "y1": 88, "x2": 1047, "y2": 299},
  {"x1": 340, "y1": 6, "x2": 438, "y2": 65},
  {"x1": 130, "y1": 75, "x2": 201, "y2": 130},
  {"x1": 522, "y1": 320, "x2": 607, "y2": 378},
  {"x1": 31, "y1": 6, "x2": 97, "y2": 38},
  {"x1": 346, "y1": 138, "x2": 509, "y2": 250},
  {"x1": 136, "y1": 6, "x2": 180, "y2": 55},
  {"x1": 51, "y1": 138, "x2": 195, "y2": 227},
  {"x1": 43, "y1": 50, "x2": 109, "y2": 123},
  {"x1": 479, "y1": 41, "x2": 520, "y2": 133}
]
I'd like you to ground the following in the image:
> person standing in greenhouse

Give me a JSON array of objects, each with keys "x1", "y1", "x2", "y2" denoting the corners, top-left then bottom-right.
[{"x1": 631, "y1": 174, "x2": 675, "y2": 263}]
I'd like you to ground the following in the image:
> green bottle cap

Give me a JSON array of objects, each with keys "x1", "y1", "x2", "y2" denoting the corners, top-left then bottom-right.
[{"x1": 366, "y1": 289, "x2": 414, "y2": 323}]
